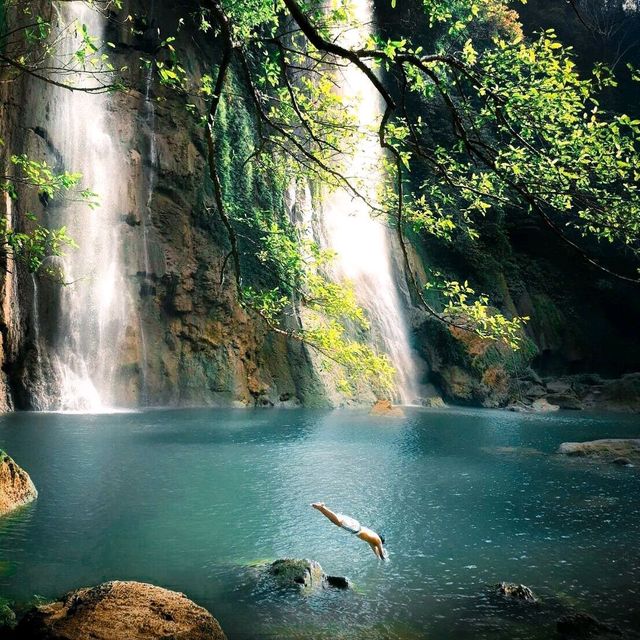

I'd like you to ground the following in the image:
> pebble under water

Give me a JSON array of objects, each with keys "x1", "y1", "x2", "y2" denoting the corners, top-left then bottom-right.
[{"x1": 0, "y1": 407, "x2": 639, "y2": 639}]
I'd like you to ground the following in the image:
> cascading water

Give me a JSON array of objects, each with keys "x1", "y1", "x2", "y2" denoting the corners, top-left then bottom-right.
[
  {"x1": 318, "y1": 0, "x2": 420, "y2": 404},
  {"x1": 33, "y1": 3, "x2": 129, "y2": 411}
]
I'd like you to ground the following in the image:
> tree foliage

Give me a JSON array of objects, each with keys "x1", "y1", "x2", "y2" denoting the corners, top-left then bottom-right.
[{"x1": 2, "y1": 0, "x2": 640, "y2": 398}]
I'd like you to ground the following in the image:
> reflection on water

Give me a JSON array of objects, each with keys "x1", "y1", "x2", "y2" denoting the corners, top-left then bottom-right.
[{"x1": 0, "y1": 407, "x2": 639, "y2": 638}]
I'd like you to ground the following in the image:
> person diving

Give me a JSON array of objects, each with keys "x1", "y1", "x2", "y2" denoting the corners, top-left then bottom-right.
[{"x1": 311, "y1": 502, "x2": 387, "y2": 559}]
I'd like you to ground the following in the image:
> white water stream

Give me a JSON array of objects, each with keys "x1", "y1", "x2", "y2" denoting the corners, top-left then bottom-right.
[
  {"x1": 318, "y1": 0, "x2": 420, "y2": 404},
  {"x1": 34, "y1": 3, "x2": 129, "y2": 411},
  {"x1": 25, "y1": 0, "x2": 418, "y2": 409}
]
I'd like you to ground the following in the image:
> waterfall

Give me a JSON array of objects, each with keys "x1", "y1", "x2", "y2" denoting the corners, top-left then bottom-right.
[
  {"x1": 318, "y1": 0, "x2": 420, "y2": 404},
  {"x1": 34, "y1": 3, "x2": 129, "y2": 411}
]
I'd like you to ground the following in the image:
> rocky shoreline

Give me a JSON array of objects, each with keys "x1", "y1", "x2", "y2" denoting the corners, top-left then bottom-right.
[
  {"x1": 3, "y1": 574, "x2": 627, "y2": 639},
  {"x1": 8, "y1": 581, "x2": 226, "y2": 640},
  {"x1": 507, "y1": 372, "x2": 640, "y2": 414}
]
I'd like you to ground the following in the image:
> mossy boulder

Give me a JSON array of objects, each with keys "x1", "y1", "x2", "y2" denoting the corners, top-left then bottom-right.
[
  {"x1": 261, "y1": 559, "x2": 351, "y2": 593},
  {"x1": 13, "y1": 581, "x2": 226, "y2": 640},
  {"x1": 269, "y1": 559, "x2": 326, "y2": 589},
  {"x1": 495, "y1": 582, "x2": 539, "y2": 604},
  {"x1": 416, "y1": 314, "x2": 538, "y2": 409},
  {"x1": 0, "y1": 451, "x2": 37, "y2": 517}
]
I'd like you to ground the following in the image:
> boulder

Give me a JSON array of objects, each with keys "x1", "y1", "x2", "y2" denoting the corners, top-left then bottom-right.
[
  {"x1": 269, "y1": 559, "x2": 325, "y2": 589},
  {"x1": 545, "y1": 379, "x2": 572, "y2": 394},
  {"x1": 531, "y1": 397, "x2": 560, "y2": 412},
  {"x1": 438, "y1": 366, "x2": 482, "y2": 404},
  {"x1": 558, "y1": 439, "x2": 640, "y2": 461},
  {"x1": 495, "y1": 582, "x2": 538, "y2": 604},
  {"x1": 597, "y1": 373, "x2": 640, "y2": 412},
  {"x1": 13, "y1": 581, "x2": 226, "y2": 640},
  {"x1": 522, "y1": 382, "x2": 547, "y2": 399},
  {"x1": 266, "y1": 559, "x2": 351, "y2": 592},
  {"x1": 506, "y1": 401, "x2": 531, "y2": 413},
  {"x1": 521, "y1": 368, "x2": 543, "y2": 385},
  {"x1": 546, "y1": 393, "x2": 584, "y2": 410},
  {"x1": 421, "y1": 396, "x2": 446, "y2": 408},
  {"x1": 0, "y1": 451, "x2": 38, "y2": 517},
  {"x1": 557, "y1": 612, "x2": 621, "y2": 638},
  {"x1": 370, "y1": 399, "x2": 404, "y2": 417}
]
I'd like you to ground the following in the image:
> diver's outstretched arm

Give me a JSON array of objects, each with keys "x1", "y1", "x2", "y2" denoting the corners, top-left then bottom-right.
[{"x1": 311, "y1": 502, "x2": 342, "y2": 527}]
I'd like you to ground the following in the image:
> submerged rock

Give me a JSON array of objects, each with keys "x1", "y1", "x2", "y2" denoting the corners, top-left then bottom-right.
[
  {"x1": 557, "y1": 612, "x2": 621, "y2": 638},
  {"x1": 370, "y1": 399, "x2": 404, "y2": 417},
  {"x1": 483, "y1": 446, "x2": 543, "y2": 457},
  {"x1": 495, "y1": 582, "x2": 538, "y2": 604},
  {"x1": 0, "y1": 451, "x2": 38, "y2": 517},
  {"x1": 265, "y1": 559, "x2": 351, "y2": 592},
  {"x1": 558, "y1": 439, "x2": 640, "y2": 462},
  {"x1": 13, "y1": 581, "x2": 226, "y2": 640}
]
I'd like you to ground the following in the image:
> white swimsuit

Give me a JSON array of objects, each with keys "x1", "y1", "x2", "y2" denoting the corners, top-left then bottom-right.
[{"x1": 337, "y1": 514, "x2": 361, "y2": 534}]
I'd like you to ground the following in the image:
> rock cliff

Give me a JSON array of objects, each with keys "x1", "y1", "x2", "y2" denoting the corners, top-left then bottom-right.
[
  {"x1": 0, "y1": 0, "x2": 638, "y2": 410},
  {"x1": 0, "y1": 0, "x2": 329, "y2": 409}
]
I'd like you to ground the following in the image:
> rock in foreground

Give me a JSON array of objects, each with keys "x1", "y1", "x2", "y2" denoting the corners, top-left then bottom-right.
[
  {"x1": 558, "y1": 439, "x2": 640, "y2": 462},
  {"x1": 0, "y1": 451, "x2": 37, "y2": 517},
  {"x1": 14, "y1": 581, "x2": 226, "y2": 640},
  {"x1": 370, "y1": 399, "x2": 404, "y2": 417}
]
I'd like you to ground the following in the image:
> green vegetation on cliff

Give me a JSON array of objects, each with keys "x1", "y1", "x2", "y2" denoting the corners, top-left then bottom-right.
[{"x1": 1, "y1": 0, "x2": 640, "y2": 397}]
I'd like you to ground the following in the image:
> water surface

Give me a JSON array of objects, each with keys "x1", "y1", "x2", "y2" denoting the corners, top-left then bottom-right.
[{"x1": 1, "y1": 407, "x2": 639, "y2": 638}]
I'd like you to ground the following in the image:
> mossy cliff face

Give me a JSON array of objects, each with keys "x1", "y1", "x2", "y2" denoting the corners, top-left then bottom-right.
[
  {"x1": 406, "y1": 212, "x2": 640, "y2": 409},
  {"x1": 0, "y1": 0, "x2": 327, "y2": 409},
  {"x1": 1, "y1": 0, "x2": 638, "y2": 410}
]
